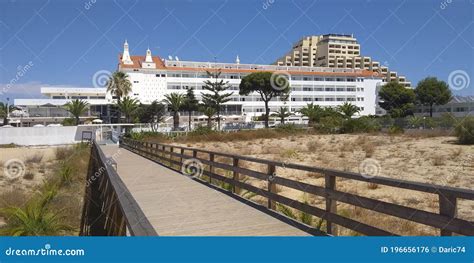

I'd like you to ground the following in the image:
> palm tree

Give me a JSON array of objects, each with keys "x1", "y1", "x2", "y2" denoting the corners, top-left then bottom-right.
[
  {"x1": 0, "y1": 102, "x2": 11, "y2": 125},
  {"x1": 182, "y1": 88, "x2": 199, "y2": 131},
  {"x1": 272, "y1": 107, "x2": 292, "y2": 124},
  {"x1": 337, "y1": 102, "x2": 360, "y2": 119},
  {"x1": 116, "y1": 96, "x2": 139, "y2": 123},
  {"x1": 64, "y1": 99, "x2": 89, "y2": 125},
  {"x1": 106, "y1": 71, "x2": 132, "y2": 100},
  {"x1": 163, "y1": 93, "x2": 185, "y2": 130},
  {"x1": 0, "y1": 187, "x2": 72, "y2": 236},
  {"x1": 200, "y1": 106, "x2": 216, "y2": 128},
  {"x1": 299, "y1": 103, "x2": 323, "y2": 126}
]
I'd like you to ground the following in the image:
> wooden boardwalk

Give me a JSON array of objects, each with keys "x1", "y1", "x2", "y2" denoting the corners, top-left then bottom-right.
[{"x1": 100, "y1": 145, "x2": 309, "y2": 236}]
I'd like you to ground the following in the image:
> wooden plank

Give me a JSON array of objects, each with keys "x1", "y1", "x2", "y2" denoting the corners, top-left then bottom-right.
[{"x1": 439, "y1": 193, "x2": 457, "y2": 236}]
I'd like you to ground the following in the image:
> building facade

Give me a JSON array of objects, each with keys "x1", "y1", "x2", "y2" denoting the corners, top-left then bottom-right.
[
  {"x1": 414, "y1": 96, "x2": 474, "y2": 118},
  {"x1": 274, "y1": 34, "x2": 411, "y2": 88},
  {"x1": 12, "y1": 87, "x2": 111, "y2": 126},
  {"x1": 118, "y1": 41, "x2": 385, "y2": 119}
]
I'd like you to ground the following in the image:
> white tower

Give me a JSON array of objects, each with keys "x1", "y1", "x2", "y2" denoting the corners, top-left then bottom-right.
[
  {"x1": 122, "y1": 40, "x2": 133, "y2": 65},
  {"x1": 142, "y1": 47, "x2": 156, "y2": 69},
  {"x1": 145, "y1": 47, "x2": 153, "y2": 63},
  {"x1": 235, "y1": 55, "x2": 240, "y2": 64}
]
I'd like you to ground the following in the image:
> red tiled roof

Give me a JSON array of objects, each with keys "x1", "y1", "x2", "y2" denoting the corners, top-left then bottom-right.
[
  {"x1": 118, "y1": 55, "x2": 166, "y2": 69},
  {"x1": 118, "y1": 55, "x2": 378, "y2": 77}
]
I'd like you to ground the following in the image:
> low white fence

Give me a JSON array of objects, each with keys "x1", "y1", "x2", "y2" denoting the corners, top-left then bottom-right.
[{"x1": 0, "y1": 126, "x2": 97, "y2": 146}]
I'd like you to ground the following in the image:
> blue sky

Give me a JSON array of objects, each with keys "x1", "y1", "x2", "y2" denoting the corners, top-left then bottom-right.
[{"x1": 0, "y1": 0, "x2": 473, "y2": 100}]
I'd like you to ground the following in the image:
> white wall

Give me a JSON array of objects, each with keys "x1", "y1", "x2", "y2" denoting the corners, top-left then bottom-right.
[{"x1": 0, "y1": 126, "x2": 97, "y2": 146}]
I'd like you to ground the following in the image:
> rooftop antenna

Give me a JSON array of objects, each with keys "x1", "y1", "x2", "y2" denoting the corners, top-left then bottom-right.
[
  {"x1": 168, "y1": 55, "x2": 173, "y2": 60},
  {"x1": 175, "y1": 56, "x2": 179, "y2": 61}
]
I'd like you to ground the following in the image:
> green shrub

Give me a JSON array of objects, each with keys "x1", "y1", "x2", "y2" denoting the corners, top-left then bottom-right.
[
  {"x1": 129, "y1": 132, "x2": 144, "y2": 140},
  {"x1": 455, "y1": 117, "x2": 474, "y2": 145},
  {"x1": 190, "y1": 126, "x2": 215, "y2": 136},
  {"x1": 315, "y1": 116, "x2": 344, "y2": 134},
  {"x1": 61, "y1": 118, "x2": 75, "y2": 126},
  {"x1": 341, "y1": 117, "x2": 381, "y2": 133},
  {"x1": 388, "y1": 125, "x2": 404, "y2": 134},
  {"x1": 275, "y1": 123, "x2": 300, "y2": 133}
]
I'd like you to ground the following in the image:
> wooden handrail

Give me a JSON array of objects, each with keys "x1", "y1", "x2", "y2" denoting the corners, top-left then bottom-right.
[
  {"x1": 121, "y1": 138, "x2": 474, "y2": 236},
  {"x1": 80, "y1": 141, "x2": 157, "y2": 236}
]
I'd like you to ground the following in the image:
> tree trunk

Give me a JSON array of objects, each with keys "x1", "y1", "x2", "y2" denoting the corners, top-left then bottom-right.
[
  {"x1": 264, "y1": 101, "x2": 270, "y2": 128},
  {"x1": 173, "y1": 112, "x2": 179, "y2": 130},
  {"x1": 281, "y1": 117, "x2": 285, "y2": 124},
  {"x1": 207, "y1": 117, "x2": 211, "y2": 128},
  {"x1": 188, "y1": 111, "x2": 192, "y2": 131},
  {"x1": 75, "y1": 116, "x2": 80, "y2": 126},
  {"x1": 217, "y1": 109, "x2": 221, "y2": 131},
  {"x1": 429, "y1": 104, "x2": 433, "y2": 118}
]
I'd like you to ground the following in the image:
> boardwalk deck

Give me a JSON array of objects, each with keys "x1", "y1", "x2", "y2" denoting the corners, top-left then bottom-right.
[{"x1": 100, "y1": 145, "x2": 309, "y2": 236}]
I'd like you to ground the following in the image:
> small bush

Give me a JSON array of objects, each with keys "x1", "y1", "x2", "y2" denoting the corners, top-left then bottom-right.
[
  {"x1": 23, "y1": 172, "x2": 34, "y2": 180},
  {"x1": 55, "y1": 147, "x2": 73, "y2": 160},
  {"x1": 190, "y1": 126, "x2": 215, "y2": 136},
  {"x1": 388, "y1": 125, "x2": 404, "y2": 135},
  {"x1": 367, "y1": 182, "x2": 379, "y2": 189},
  {"x1": 25, "y1": 153, "x2": 43, "y2": 164},
  {"x1": 432, "y1": 155, "x2": 446, "y2": 166},
  {"x1": 316, "y1": 116, "x2": 344, "y2": 134},
  {"x1": 455, "y1": 117, "x2": 474, "y2": 145}
]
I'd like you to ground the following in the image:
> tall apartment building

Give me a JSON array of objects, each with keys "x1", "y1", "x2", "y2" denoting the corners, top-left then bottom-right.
[{"x1": 274, "y1": 34, "x2": 411, "y2": 87}]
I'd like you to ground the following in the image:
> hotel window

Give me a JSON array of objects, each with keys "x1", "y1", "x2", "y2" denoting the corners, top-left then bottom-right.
[
  {"x1": 303, "y1": 97, "x2": 312, "y2": 101},
  {"x1": 336, "y1": 87, "x2": 345, "y2": 92},
  {"x1": 347, "y1": 87, "x2": 356, "y2": 92},
  {"x1": 303, "y1": 87, "x2": 312, "y2": 91},
  {"x1": 325, "y1": 97, "x2": 335, "y2": 101},
  {"x1": 336, "y1": 98, "x2": 345, "y2": 101},
  {"x1": 133, "y1": 81, "x2": 139, "y2": 83},
  {"x1": 325, "y1": 87, "x2": 335, "y2": 92},
  {"x1": 325, "y1": 78, "x2": 335, "y2": 81}
]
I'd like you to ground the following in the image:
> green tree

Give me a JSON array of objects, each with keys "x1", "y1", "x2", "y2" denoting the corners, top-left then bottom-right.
[
  {"x1": 415, "y1": 77, "x2": 452, "y2": 117},
  {"x1": 202, "y1": 70, "x2": 233, "y2": 130},
  {"x1": 0, "y1": 188, "x2": 72, "y2": 236},
  {"x1": 337, "y1": 102, "x2": 360, "y2": 119},
  {"x1": 106, "y1": 71, "x2": 132, "y2": 99},
  {"x1": 64, "y1": 99, "x2": 89, "y2": 125},
  {"x1": 239, "y1": 72, "x2": 290, "y2": 128},
  {"x1": 299, "y1": 103, "x2": 323, "y2": 125},
  {"x1": 200, "y1": 106, "x2": 216, "y2": 128},
  {"x1": 182, "y1": 88, "x2": 199, "y2": 130},
  {"x1": 116, "y1": 96, "x2": 139, "y2": 123},
  {"x1": 379, "y1": 82, "x2": 416, "y2": 118},
  {"x1": 272, "y1": 107, "x2": 292, "y2": 124},
  {"x1": 163, "y1": 92, "x2": 185, "y2": 130},
  {"x1": 138, "y1": 100, "x2": 166, "y2": 132},
  {"x1": 0, "y1": 102, "x2": 14, "y2": 125}
]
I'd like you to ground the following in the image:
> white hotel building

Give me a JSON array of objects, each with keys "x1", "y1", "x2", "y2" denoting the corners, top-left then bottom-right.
[
  {"x1": 118, "y1": 41, "x2": 385, "y2": 119},
  {"x1": 12, "y1": 40, "x2": 385, "y2": 126}
]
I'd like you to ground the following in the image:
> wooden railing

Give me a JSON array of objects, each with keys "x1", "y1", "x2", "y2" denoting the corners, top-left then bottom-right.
[
  {"x1": 80, "y1": 141, "x2": 157, "y2": 236},
  {"x1": 120, "y1": 138, "x2": 474, "y2": 236}
]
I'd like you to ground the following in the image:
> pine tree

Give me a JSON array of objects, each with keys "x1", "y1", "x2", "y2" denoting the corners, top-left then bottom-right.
[{"x1": 201, "y1": 70, "x2": 233, "y2": 130}]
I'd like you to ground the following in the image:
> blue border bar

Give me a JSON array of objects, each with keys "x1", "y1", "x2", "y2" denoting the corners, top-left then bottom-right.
[{"x1": 0, "y1": 237, "x2": 472, "y2": 262}]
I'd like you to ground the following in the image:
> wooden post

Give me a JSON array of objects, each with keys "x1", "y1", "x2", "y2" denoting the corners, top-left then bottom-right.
[
  {"x1": 180, "y1": 148, "x2": 185, "y2": 166},
  {"x1": 170, "y1": 147, "x2": 174, "y2": 167},
  {"x1": 267, "y1": 164, "x2": 276, "y2": 210},
  {"x1": 325, "y1": 175, "x2": 337, "y2": 235},
  {"x1": 439, "y1": 193, "x2": 457, "y2": 236},
  {"x1": 232, "y1": 158, "x2": 240, "y2": 194},
  {"x1": 209, "y1": 153, "x2": 215, "y2": 184}
]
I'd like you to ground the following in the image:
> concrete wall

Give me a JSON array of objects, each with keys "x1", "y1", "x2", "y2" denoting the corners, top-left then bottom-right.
[{"x1": 0, "y1": 126, "x2": 97, "y2": 146}]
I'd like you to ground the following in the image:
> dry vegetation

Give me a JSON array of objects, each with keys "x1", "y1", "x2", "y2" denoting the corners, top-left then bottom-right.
[
  {"x1": 170, "y1": 133, "x2": 474, "y2": 236},
  {"x1": 0, "y1": 144, "x2": 90, "y2": 235}
]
